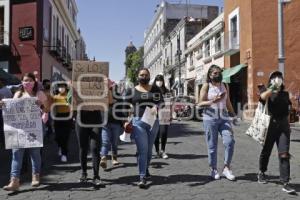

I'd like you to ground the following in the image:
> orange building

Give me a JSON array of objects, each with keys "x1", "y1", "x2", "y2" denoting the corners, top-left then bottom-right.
[{"x1": 224, "y1": 0, "x2": 300, "y2": 113}]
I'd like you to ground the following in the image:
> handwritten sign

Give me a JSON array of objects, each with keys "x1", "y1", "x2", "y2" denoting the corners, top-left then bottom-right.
[
  {"x1": 2, "y1": 97, "x2": 43, "y2": 149},
  {"x1": 72, "y1": 60, "x2": 109, "y2": 111},
  {"x1": 159, "y1": 98, "x2": 172, "y2": 125}
]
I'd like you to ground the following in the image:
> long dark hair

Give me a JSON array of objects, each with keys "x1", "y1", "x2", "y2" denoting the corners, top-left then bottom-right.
[
  {"x1": 206, "y1": 64, "x2": 222, "y2": 83},
  {"x1": 154, "y1": 74, "x2": 168, "y2": 94},
  {"x1": 18, "y1": 72, "x2": 38, "y2": 97}
]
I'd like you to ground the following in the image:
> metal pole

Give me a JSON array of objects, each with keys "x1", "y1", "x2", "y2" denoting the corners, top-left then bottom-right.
[
  {"x1": 177, "y1": 34, "x2": 182, "y2": 95},
  {"x1": 278, "y1": 0, "x2": 285, "y2": 77}
]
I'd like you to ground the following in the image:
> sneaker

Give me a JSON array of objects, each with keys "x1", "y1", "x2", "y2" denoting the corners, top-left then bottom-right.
[
  {"x1": 211, "y1": 169, "x2": 220, "y2": 180},
  {"x1": 61, "y1": 155, "x2": 67, "y2": 162},
  {"x1": 161, "y1": 151, "x2": 168, "y2": 159},
  {"x1": 92, "y1": 176, "x2": 102, "y2": 186},
  {"x1": 100, "y1": 156, "x2": 107, "y2": 169},
  {"x1": 137, "y1": 178, "x2": 147, "y2": 189},
  {"x1": 79, "y1": 173, "x2": 87, "y2": 183},
  {"x1": 257, "y1": 172, "x2": 268, "y2": 184},
  {"x1": 282, "y1": 183, "x2": 296, "y2": 194},
  {"x1": 222, "y1": 168, "x2": 236, "y2": 181},
  {"x1": 58, "y1": 148, "x2": 62, "y2": 156}
]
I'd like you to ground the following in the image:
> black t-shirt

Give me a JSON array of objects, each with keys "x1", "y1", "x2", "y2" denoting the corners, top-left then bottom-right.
[
  {"x1": 125, "y1": 86, "x2": 164, "y2": 118},
  {"x1": 260, "y1": 91, "x2": 291, "y2": 120}
]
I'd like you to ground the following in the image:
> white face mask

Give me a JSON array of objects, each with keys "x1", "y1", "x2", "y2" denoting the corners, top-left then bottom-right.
[
  {"x1": 156, "y1": 81, "x2": 163, "y2": 87},
  {"x1": 271, "y1": 77, "x2": 283, "y2": 86},
  {"x1": 58, "y1": 87, "x2": 66, "y2": 94}
]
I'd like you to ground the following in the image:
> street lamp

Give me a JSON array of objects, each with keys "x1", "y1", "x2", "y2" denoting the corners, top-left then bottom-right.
[
  {"x1": 278, "y1": 0, "x2": 292, "y2": 78},
  {"x1": 176, "y1": 34, "x2": 182, "y2": 95}
]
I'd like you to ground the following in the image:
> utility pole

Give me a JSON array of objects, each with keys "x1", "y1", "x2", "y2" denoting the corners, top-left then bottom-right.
[
  {"x1": 176, "y1": 34, "x2": 182, "y2": 95},
  {"x1": 278, "y1": 0, "x2": 291, "y2": 78}
]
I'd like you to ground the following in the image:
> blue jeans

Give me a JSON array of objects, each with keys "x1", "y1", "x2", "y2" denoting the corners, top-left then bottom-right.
[
  {"x1": 132, "y1": 117, "x2": 159, "y2": 179},
  {"x1": 101, "y1": 122, "x2": 123, "y2": 156},
  {"x1": 203, "y1": 118, "x2": 235, "y2": 169},
  {"x1": 11, "y1": 148, "x2": 41, "y2": 178}
]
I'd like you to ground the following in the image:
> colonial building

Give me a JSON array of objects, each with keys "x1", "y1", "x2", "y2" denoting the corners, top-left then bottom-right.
[
  {"x1": 185, "y1": 13, "x2": 224, "y2": 102},
  {"x1": 224, "y1": 0, "x2": 300, "y2": 113},
  {"x1": 144, "y1": 1, "x2": 219, "y2": 85},
  {"x1": 0, "y1": 0, "x2": 11, "y2": 72}
]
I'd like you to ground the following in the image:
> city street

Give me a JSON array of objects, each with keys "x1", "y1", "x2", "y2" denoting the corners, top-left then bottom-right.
[{"x1": 0, "y1": 120, "x2": 300, "y2": 200}]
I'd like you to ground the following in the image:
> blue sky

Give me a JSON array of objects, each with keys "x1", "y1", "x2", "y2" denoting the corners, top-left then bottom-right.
[{"x1": 77, "y1": 0, "x2": 224, "y2": 82}]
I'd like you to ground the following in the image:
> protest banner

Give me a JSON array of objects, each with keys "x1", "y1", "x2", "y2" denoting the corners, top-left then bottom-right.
[
  {"x1": 159, "y1": 98, "x2": 172, "y2": 125},
  {"x1": 72, "y1": 60, "x2": 109, "y2": 111},
  {"x1": 2, "y1": 97, "x2": 43, "y2": 149}
]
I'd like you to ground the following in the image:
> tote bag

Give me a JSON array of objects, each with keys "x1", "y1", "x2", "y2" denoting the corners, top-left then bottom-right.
[{"x1": 245, "y1": 101, "x2": 270, "y2": 145}]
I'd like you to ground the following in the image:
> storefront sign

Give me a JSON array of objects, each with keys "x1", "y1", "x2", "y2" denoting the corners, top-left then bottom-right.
[{"x1": 19, "y1": 26, "x2": 34, "y2": 41}]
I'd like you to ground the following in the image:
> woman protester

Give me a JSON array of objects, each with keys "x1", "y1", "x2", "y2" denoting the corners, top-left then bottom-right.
[
  {"x1": 100, "y1": 81, "x2": 123, "y2": 169},
  {"x1": 199, "y1": 65, "x2": 237, "y2": 181},
  {"x1": 53, "y1": 83, "x2": 72, "y2": 162},
  {"x1": 3, "y1": 73, "x2": 48, "y2": 191},
  {"x1": 123, "y1": 68, "x2": 163, "y2": 188},
  {"x1": 153, "y1": 74, "x2": 172, "y2": 159},
  {"x1": 257, "y1": 71, "x2": 295, "y2": 194}
]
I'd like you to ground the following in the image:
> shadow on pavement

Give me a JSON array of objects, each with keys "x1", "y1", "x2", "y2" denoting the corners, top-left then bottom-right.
[
  {"x1": 167, "y1": 153, "x2": 207, "y2": 160},
  {"x1": 237, "y1": 173, "x2": 279, "y2": 182},
  {"x1": 102, "y1": 162, "x2": 137, "y2": 172}
]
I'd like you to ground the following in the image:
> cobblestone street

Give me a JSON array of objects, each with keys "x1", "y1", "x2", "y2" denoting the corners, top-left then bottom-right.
[{"x1": 1, "y1": 120, "x2": 300, "y2": 200}]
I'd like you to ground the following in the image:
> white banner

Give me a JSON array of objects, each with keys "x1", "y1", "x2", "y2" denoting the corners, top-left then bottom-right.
[
  {"x1": 2, "y1": 97, "x2": 43, "y2": 149},
  {"x1": 159, "y1": 98, "x2": 172, "y2": 125}
]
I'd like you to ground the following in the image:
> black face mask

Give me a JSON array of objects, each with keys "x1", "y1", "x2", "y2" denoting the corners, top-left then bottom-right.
[
  {"x1": 138, "y1": 77, "x2": 150, "y2": 85},
  {"x1": 211, "y1": 74, "x2": 222, "y2": 83}
]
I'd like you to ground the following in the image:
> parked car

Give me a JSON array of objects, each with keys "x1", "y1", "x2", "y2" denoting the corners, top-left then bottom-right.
[{"x1": 171, "y1": 95, "x2": 196, "y2": 120}]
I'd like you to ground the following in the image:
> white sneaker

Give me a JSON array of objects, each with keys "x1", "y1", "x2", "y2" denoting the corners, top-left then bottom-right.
[
  {"x1": 222, "y1": 168, "x2": 235, "y2": 181},
  {"x1": 211, "y1": 169, "x2": 220, "y2": 180},
  {"x1": 61, "y1": 155, "x2": 67, "y2": 162},
  {"x1": 161, "y1": 151, "x2": 168, "y2": 159},
  {"x1": 58, "y1": 148, "x2": 62, "y2": 156}
]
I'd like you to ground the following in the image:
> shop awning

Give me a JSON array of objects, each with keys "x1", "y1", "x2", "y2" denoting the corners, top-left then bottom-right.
[{"x1": 222, "y1": 63, "x2": 247, "y2": 83}]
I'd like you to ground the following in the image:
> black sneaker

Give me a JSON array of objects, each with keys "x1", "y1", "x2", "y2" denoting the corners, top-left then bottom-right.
[
  {"x1": 146, "y1": 169, "x2": 151, "y2": 179},
  {"x1": 79, "y1": 173, "x2": 87, "y2": 183},
  {"x1": 92, "y1": 176, "x2": 102, "y2": 186},
  {"x1": 137, "y1": 178, "x2": 147, "y2": 189},
  {"x1": 282, "y1": 183, "x2": 296, "y2": 194},
  {"x1": 257, "y1": 172, "x2": 268, "y2": 184}
]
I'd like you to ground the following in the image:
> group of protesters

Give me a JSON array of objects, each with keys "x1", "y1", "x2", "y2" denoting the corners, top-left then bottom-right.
[{"x1": 0, "y1": 64, "x2": 296, "y2": 194}]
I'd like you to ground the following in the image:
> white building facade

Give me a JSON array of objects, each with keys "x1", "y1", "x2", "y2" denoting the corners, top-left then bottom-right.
[
  {"x1": 42, "y1": 0, "x2": 80, "y2": 81},
  {"x1": 0, "y1": 0, "x2": 10, "y2": 72},
  {"x1": 185, "y1": 13, "x2": 224, "y2": 102},
  {"x1": 144, "y1": 1, "x2": 219, "y2": 83}
]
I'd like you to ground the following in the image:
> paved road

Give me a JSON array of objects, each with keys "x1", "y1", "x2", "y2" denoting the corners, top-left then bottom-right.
[{"x1": 0, "y1": 120, "x2": 300, "y2": 200}]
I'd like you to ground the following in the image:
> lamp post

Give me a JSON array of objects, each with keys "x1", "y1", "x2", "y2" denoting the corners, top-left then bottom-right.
[
  {"x1": 176, "y1": 34, "x2": 182, "y2": 95},
  {"x1": 278, "y1": 0, "x2": 291, "y2": 78}
]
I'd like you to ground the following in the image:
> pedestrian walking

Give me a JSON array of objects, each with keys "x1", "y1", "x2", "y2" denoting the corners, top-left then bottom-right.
[
  {"x1": 153, "y1": 74, "x2": 172, "y2": 159},
  {"x1": 123, "y1": 68, "x2": 163, "y2": 188},
  {"x1": 2, "y1": 73, "x2": 48, "y2": 191},
  {"x1": 100, "y1": 81, "x2": 123, "y2": 169},
  {"x1": 199, "y1": 64, "x2": 237, "y2": 181},
  {"x1": 53, "y1": 83, "x2": 72, "y2": 162},
  {"x1": 257, "y1": 71, "x2": 295, "y2": 194}
]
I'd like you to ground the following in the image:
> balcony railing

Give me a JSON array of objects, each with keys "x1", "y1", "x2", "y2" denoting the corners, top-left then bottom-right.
[{"x1": 223, "y1": 31, "x2": 240, "y2": 56}]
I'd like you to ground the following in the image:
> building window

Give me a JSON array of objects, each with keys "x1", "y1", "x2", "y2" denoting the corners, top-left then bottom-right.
[
  {"x1": 215, "y1": 32, "x2": 222, "y2": 53},
  {"x1": 228, "y1": 7, "x2": 240, "y2": 49},
  {"x1": 204, "y1": 40, "x2": 210, "y2": 57}
]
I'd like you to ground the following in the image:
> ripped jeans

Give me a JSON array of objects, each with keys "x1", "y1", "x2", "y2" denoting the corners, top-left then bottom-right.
[{"x1": 259, "y1": 117, "x2": 290, "y2": 183}]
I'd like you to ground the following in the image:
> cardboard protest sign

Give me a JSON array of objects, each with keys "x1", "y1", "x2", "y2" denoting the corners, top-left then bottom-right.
[
  {"x1": 72, "y1": 61, "x2": 109, "y2": 111},
  {"x1": 2, "y1": 97, "x2": 43, "y2": 149},
  {"x1": 159, "y1": 98, "x2": 172, "y2": 125}
]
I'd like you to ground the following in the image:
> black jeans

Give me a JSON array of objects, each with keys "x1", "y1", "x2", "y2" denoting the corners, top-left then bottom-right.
[
  {"x1": 259, "y1": 118, "x2": 290, "y2": 183},
  {"x1": 54, "y1": 113, "x2": 72, "y2": 156},
  {"x1": 75, "y1": 123, "x2": 101, "y2": 178},
  {"x1": 155, "y1": 125, "x2": 169, "y2": 152}
]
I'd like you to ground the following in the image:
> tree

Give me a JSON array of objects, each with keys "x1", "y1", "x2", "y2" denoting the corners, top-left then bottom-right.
[{"x1": 125, "y1": 47, "x2": 144, "y2": 84}]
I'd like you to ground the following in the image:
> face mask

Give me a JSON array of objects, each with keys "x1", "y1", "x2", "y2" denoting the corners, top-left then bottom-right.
[
  {"x1": 58, "y1": 87, "x2": 66, "y2": 94},
  {"x1": 211, "y1": 74, "x2": 223, "y2": 83},
  {"x1": 156, "y1": 81, "x2": 163, "y2": 87},
  {"x1": 138, "y1": 77, "x2": 150, "y2": 85},
  {"x1": 22, "y1": 82, "x2": 35, "y2": 92}
]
